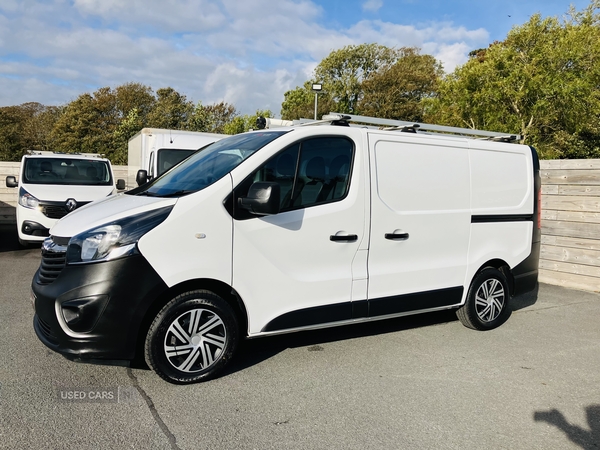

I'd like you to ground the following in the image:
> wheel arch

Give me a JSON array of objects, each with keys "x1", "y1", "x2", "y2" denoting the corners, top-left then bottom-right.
[
  {"x1": 472, "y1": 259, "x2": 515, "y2": 296},
  {"x1": 133, "y1": 278, "x2": 248, "y2": 363}
]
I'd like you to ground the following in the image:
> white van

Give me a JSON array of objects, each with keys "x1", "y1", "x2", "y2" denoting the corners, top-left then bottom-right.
[
  {"x1": 127, "y1": 128, "x2": 226, "y2": 187},
  {"x1": 31, "y1": 115, "x2": 540, "y2": 384},
  {"x1": 5, "y1": 151, "x2": 125, "y2": 246}
]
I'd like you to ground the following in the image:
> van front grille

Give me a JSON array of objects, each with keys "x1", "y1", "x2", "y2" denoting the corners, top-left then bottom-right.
[
  {"x1": 40, "y1": 201, "x2": 90, "y2": 219},
  {"x1": 37, "y1": 238, "x2": 68, "y2": 284},
  {"x1": 42, "y1": 205, "x2": 69, "y2": 219}
]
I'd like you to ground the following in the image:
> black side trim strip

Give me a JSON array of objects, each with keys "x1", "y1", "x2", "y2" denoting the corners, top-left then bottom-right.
[
  {"x1": 471, "y1": 214, "x2": 533, "y2": 223},
  {"x1": 262, "y1": 302, "x2": 352, "y2": 332},
  {"x1": 368, "y1": 286, "x2": 463, "y2": 318},
  {"x1": 261, "y1": 287, "x2": 463, "y2": 332}
]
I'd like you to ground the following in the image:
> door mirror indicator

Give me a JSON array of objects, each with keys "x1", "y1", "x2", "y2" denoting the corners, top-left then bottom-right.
[{"x1": 239, "y1": 182, "x2": 281, "y2": 216}]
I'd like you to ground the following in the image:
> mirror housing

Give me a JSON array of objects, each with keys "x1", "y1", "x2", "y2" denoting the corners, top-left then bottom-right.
[
  {"x1": 116, "y1": 179, "x2": 126, "y2": 190},
  {"x1": 239, "y1": 182, "x2": 281, "y2": 216},
  {"x1": 5, "y1": 176, "x2": 17, "y2": 188},
  {"x1": 136, "y1": 170, "x2": 148, "y2": 186}
]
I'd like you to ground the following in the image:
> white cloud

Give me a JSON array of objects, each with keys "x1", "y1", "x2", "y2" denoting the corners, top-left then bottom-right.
[
  {"x1": 362, "y1": 0, "x2": 383, "y2": 13},
  {"x1": 0, "y1": 0, "x2": 491, "y2": 114}
]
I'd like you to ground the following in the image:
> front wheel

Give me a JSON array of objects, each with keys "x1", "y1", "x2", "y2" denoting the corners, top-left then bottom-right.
[
  {"x1": 145, "y1": 290, "x2": 239, "y2": 384},
  {"x1": 456, "y1": 268, "x2": 511, "y2": 331}
]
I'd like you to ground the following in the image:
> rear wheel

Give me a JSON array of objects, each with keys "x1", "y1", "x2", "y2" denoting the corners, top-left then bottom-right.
[
  {"x1": 145, "y1": 290, "x2": 239, "y2": 384},
  {"x1": 456, "y1": 268, "x2": 511, "y2": 330}
]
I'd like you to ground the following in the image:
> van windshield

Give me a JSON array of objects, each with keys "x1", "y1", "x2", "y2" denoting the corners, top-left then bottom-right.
[
  {"x1": 136, "y1": 131, "x2": 289, "y2": 197},
  {"x1": 22, "y1": 157, "x2": 113, "y2": 186}
]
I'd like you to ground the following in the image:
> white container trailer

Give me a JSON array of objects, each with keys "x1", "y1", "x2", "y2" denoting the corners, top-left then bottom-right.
[{"x1": 128, "y1": 128, "x2": 226, "y2": 187}]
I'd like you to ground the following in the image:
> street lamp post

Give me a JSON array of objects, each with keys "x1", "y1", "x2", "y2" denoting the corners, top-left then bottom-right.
[{"x1": 312, "y1": 83, "x2": 322, "y2": 120}]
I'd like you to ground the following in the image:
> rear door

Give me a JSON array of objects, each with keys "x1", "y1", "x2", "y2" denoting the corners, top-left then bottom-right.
[{"x1": 366, "y1": 133, "x2": 471, "y2": 316}]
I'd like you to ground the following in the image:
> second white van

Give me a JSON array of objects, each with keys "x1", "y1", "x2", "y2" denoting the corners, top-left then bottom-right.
[{"x1": 31, "y1": 115, "x2": 540, "y2": 384}]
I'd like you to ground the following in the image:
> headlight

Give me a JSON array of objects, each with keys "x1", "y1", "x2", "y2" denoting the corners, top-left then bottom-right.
[
  {"x1": 18, "y1": 187, "x2": 40, "y2": 209},
  {"x1": 66, "y1": 206, "x2": 172, "y2": 264}
]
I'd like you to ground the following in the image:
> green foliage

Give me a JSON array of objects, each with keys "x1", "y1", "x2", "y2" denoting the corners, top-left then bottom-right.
[
  {"x1": 281, "y1": 81, "x2": 335, "y2": 121},
  {"x1": 188, "y1": 101, "x2": 238, "y2": 134},
  {"x1": 315, "y1": 43, "x2": 400, "y2": 114},
  {"x1": 358, "y1": 48, "x2": 443, "y2": 121},
  {"x1": 112, "y1": 108, "x2": 144, "y2": 164},
  {"x1": 281, "y1": 44, "x2": 441, "y2": 121},
  {"x1": 50, "y1": 83, "x2": 161, "y2": 162},
  {"x1": 146, "y1": 87, "x2": 195, "y2": 129},
  {"x1": 0, "y1": 103, "x2": 62, "y2": 161},
  {"x1": 223, "y1": 110, "x2": 273, "y2": 134},
  {"x1": 427, "y1": 1, "x2": 600, "y2": 159}
]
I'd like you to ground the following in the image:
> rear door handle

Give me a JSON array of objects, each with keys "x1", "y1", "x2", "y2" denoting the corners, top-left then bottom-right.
[
  {"x1": 330, "y1": 234, "x2": 358, "y2": 242},
  {"x1": 385, "y1": 232, "x2": 409, "y2": 241}
]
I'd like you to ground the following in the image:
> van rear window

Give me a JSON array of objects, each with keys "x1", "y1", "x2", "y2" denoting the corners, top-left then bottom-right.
[{"x1": 22, "y1": 158, "x2": 113, "y2": 186}]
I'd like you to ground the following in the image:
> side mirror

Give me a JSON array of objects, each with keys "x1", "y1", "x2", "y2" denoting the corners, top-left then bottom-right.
[
  {"x1": 239, "y1": 182, "x2": 281, "y2": 216},
  {"x1": 136, "y1": 170, "x2": 148, "y2": 186},
  {"x1": 5, "y1": 176, "x2": 17, "y2": 188},
  {"x1": 116, "y1": 179, "x2": 126, "y2": 190}
]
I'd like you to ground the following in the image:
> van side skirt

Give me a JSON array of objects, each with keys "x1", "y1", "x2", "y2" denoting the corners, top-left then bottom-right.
[{"x1": 261, "y1": 286, "x2": 463, "y2": 332}]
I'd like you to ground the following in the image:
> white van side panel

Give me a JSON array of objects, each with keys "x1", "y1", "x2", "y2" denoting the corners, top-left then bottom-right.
[
  {"x1": 464, "y1": 142, "x2": 534, "y2": 297},
  {"x1": 367, "y1": 135, "x2": 471, "y2": 301},
  {"x1": 469, "y1": 141, "x2": 533, "y2": 215},
  {"x1": 467, "y1": 221, "x2": 533, "y2": 272},
  {"x1": 139, "y1": 175, "x2": 233, "y2": 288}
]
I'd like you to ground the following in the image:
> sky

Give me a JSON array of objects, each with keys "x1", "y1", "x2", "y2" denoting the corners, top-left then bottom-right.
[{"x1": 0, "y1": 0, "x2": 593, "y2": 116}]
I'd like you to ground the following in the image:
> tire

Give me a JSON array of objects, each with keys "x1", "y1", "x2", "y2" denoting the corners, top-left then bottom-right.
[
  {"x1": 456, "y1": 268, "x2": 511, "y2": 331},
  {"x1": 145, "y1": 290, "x2": 239, "y2": 384}
]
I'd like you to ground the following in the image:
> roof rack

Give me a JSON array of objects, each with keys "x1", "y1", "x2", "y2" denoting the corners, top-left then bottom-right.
[
  {"x1": 309, "y1": 113, "x2": 521, "y2": 142},
  {"x1": 26, "y1": 150, "x2": 106, "y2": 158}
]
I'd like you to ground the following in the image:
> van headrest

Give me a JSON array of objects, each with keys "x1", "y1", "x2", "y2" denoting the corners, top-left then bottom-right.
[{"x1": 306, "y1": 156, "x2": 325, "y2": 181}]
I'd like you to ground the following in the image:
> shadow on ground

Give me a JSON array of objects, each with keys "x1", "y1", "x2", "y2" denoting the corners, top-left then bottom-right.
[
  {"x1": 0, "y1": 224, "x2": 24, "y2": 253},
  {"x1": 222, "y1": 308, "x2": 460, "y2": 377},
  {"x1": 534, "y1": 405, "x2": 600, "y2": 449}
]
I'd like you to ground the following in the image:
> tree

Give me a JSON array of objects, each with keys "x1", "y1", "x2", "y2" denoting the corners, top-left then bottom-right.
[
  {"x1": 281, "y1": 44, "x2": 434, "y2": 120},
  {"x1": 49, "y1": 83, "x2": 160, "y2": 161},
  {"x1": 188, "y1": 101, "x2": 238, "y2": 134},
  {"x1": 146, "y1": 87, "x2": 194, "y2": 129},
  {"x1": 358, "y1": 48, "x2": 443, "y2": 122},
  {"x1": 315, "y1": 43, "x2": 400, "y2": 114},
  {"x1": 112, "y1": 107, "x2": 144, "y2": 164},
  {"x1": 50, "y1": 93, "x2": 106, "y2": 155},
  {"x1": 223, "y1": 109, "x2": 273, "y2": 134},
  {"x1": 0, "y1": 103, "x2": 62, "y2": 161},
  {"x1": 281, "y1": 81, "x2": 335, "y2": 121},
  {"x1": 426, "y1": 1, "x2": 600, "y2": 159}
]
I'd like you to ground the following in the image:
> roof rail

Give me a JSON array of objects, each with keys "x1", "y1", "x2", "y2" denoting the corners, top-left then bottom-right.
[
  {"x1": 311, "y1": 113, "x2": 521, "y2": 142},
  {"x1": 26, "y1": 150, "x2": 106, "y2": 158}
]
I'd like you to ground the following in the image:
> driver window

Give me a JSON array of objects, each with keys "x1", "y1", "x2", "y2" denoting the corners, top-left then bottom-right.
[{"x1": 234, "y1": 136, "x2": 353, "y2": 218}]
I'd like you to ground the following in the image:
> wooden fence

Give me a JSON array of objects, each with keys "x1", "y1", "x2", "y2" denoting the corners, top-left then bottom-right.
[
  {"x1": 2, "y1": 160, "x2": 600, "y2": 292},
  {"x1": 540, "y1": 159, "x2": 600, "y2": 292}
]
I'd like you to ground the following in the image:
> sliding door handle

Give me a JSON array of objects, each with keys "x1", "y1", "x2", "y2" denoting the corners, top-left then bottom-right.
[
  {"x1": 385, "y1": 232, "x2": 409, "y2": 241},
  {"x1": 330, "y1": 234, "x2": 358, "y2": 242}
]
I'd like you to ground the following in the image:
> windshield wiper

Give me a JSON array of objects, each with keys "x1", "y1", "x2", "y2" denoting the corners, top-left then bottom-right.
[{"x1": 160, "y1": 190, "x2": 196, "y2": 198}]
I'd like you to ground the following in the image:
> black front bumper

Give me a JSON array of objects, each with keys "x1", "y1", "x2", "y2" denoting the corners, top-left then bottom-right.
[{"x1": 32, "y1": 253, "x2": 168, "y2": 363}]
